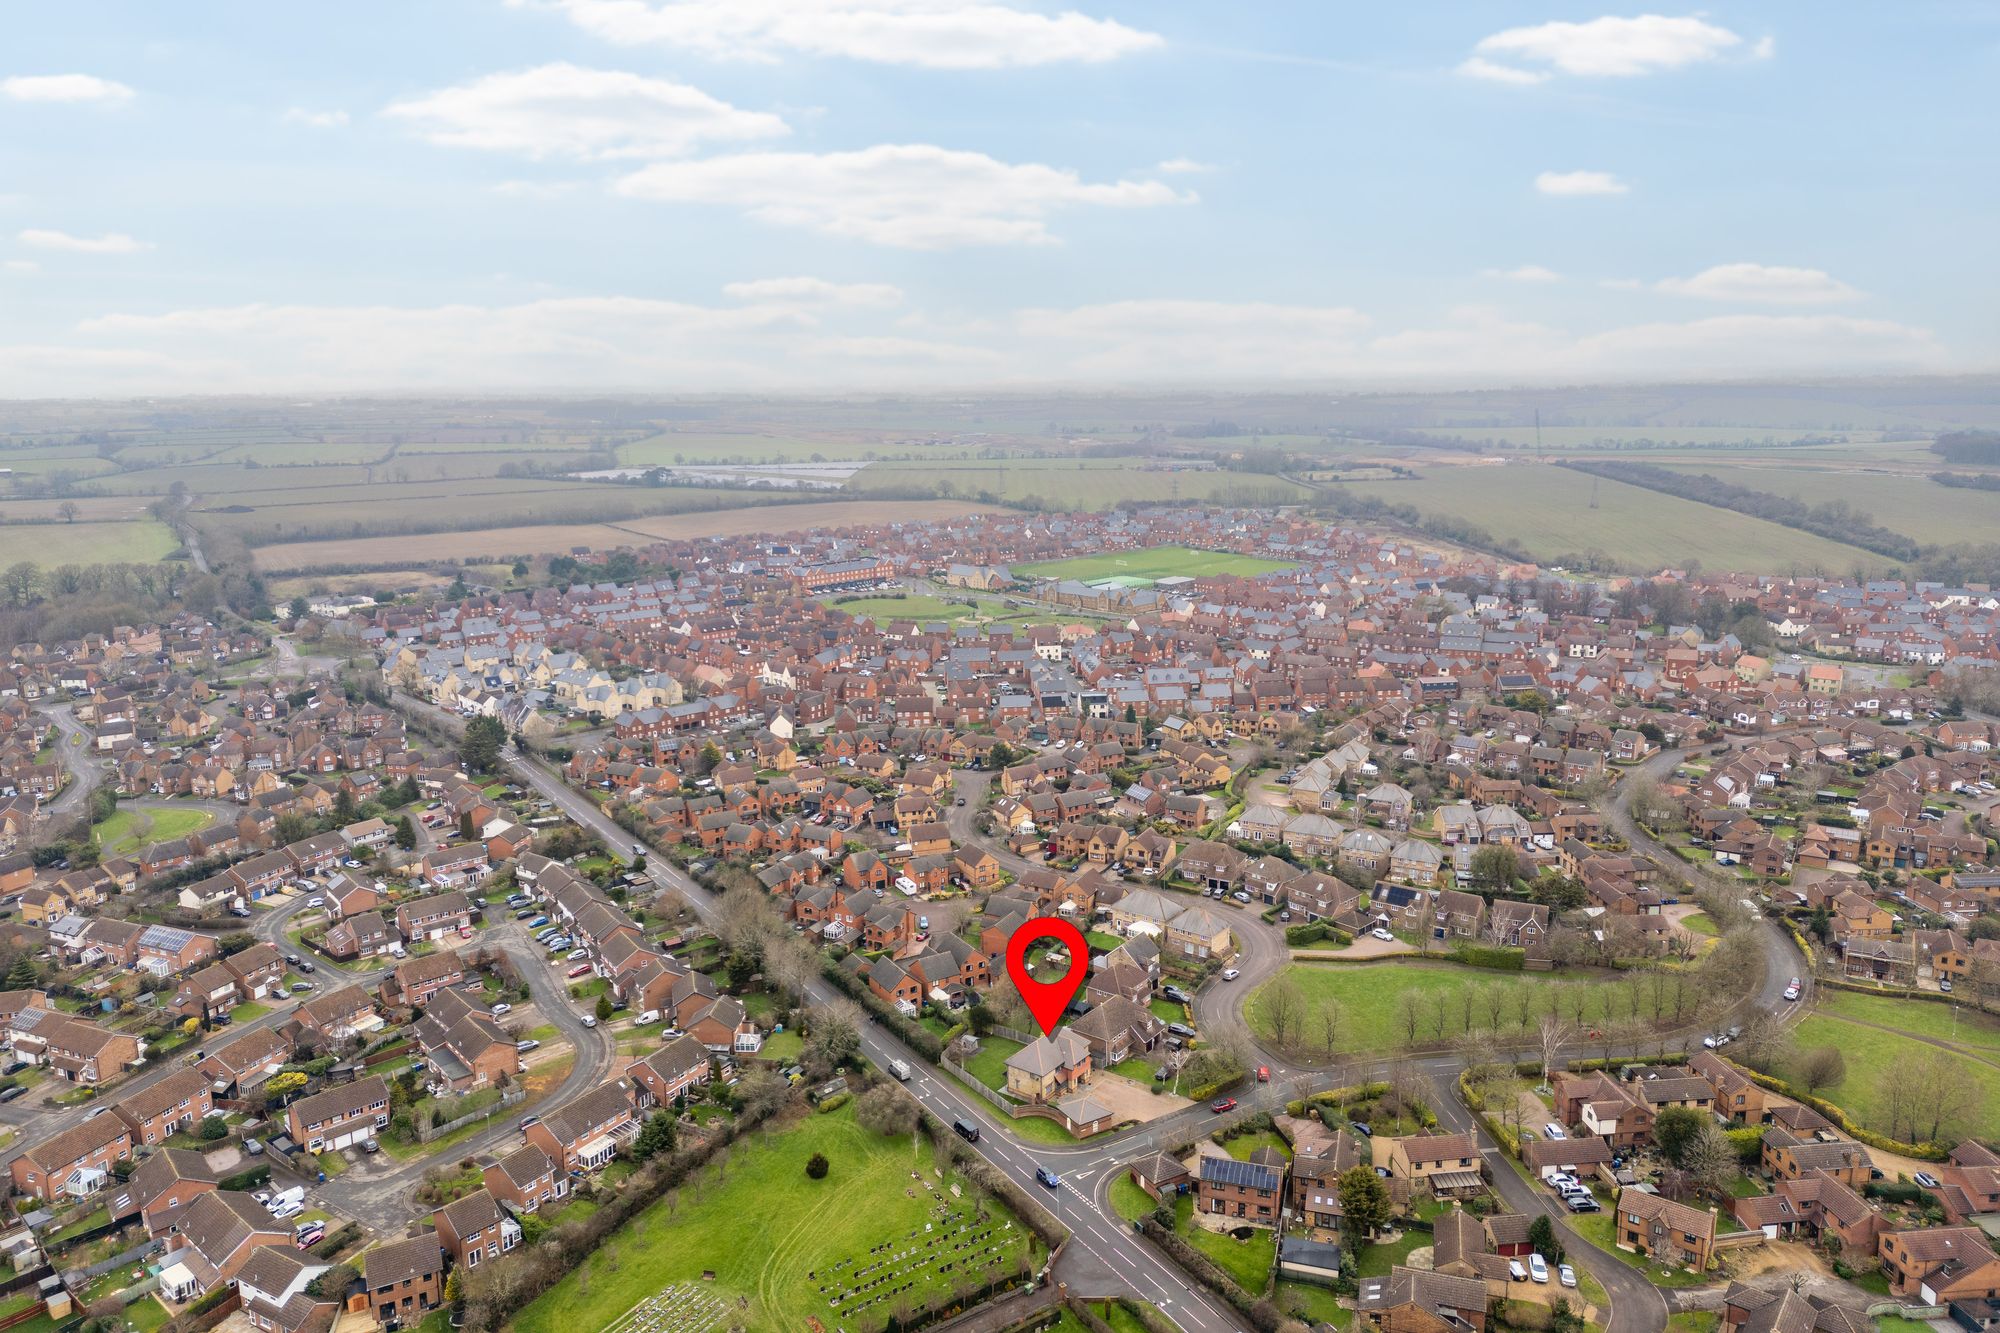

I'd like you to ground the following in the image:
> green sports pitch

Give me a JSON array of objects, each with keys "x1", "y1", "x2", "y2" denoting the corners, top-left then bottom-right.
[{"x1": 1010, "y1": 544, "x2": 1294, "y2": 585}]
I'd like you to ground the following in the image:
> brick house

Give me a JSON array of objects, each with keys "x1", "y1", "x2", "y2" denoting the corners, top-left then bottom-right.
[
  {"x1": 286, "y1": 1075, "x2": 391, "y2": 1152},
  {"x1": 1614, "y1": 1188, "x2": 1715, "y2": 1272},
  {"x1": 483, "y1": 1143, "x2": 570, "y2": 1214},
  {"x1": 364, "y1": 1233, "x2": 446, "y2": 1326},
  {"x1": 9, "y1": 1114, "x2": 133, "y2": 1199},
  {"x1": 113, "y1": 1067, "x2": 215, "y2": 1146},
  {"x1": 432, "y1": 1188, "x2": 521, "y2": 1273},
  {"x1": 523, "y1": 1081, "x2": 638, "y2": 1173},
  {"x1": 1195, "y1": 1147, "x2": 1286, "y2": 1227}
]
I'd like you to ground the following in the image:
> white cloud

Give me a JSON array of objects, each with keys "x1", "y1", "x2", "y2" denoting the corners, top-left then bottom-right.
[
  {"x1": 17, "y1": 228, "x2": 152, "y2": 254},
  {"x1": 1597, "y1": 277, "x2": 1645, "y2": 291},
  {"x1": 284, "y1": 108, "x2": 350, "y2": 128},
  {"x1": 1155, "y1": 157, "x2": 1214, "y2": 174},
  {"x1": 385, "y1": 63, "x2": 788, "y2": 160},
  {"x1": 1456, "y1": 57, "x2": 1548, "y2": 86},
  {"x1": 616, "y1": 143, "x2": 1190, "y2": 248},
  {"x1": 722, "y1": 276, "x2": 904, "y2": 306},
  {"x1": 490, "y1": 180, "x2": 582, "y2": 198},
  {"x1": 1481, "y1": 265, "x2": 1561, "y2": 283},
  {"x1": 1463, "y1": 14, "x2": 1750, "y2": 82},
  {"x1": 515, "y1": 0, "x2": 1162, "y2": 69},
  {"x1": 1535, "y1": 169, "x2": 1628, "y2": 196},
  {"x1": 4, "y1": 293, "x2": 1948, "y2": 395},
  {"x1": 1654, "y1": 262, "x2": 1860, "y2": 305},
  {"x1": 2, "y1": 260, "x2": 37, "y2": 274},
  {"x1": 1, "y1": 74, "x2": 135, "y2": 104}
]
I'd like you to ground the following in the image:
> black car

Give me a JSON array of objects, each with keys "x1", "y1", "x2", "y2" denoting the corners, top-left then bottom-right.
[
  {"x1": 1161, "y1": 984, "x2": 1190, "y2": 1004},
  {"x1": 1166, "y1": 1022, "x2": 1196, "y2": 1039}
]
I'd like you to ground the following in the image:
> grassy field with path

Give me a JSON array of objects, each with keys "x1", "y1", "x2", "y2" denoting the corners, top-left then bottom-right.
[
  {"x1": 1774, "y1": 1006, "x2": 2000, "y2": 1140},
  {"x1": 513, "y1": 1105, "x2": 1041, "y2": 1333},
  {"x1": 0, "y1": 520, "x2": 179, "y2": 569},
  {"x1": 94, "y1": 806, "x2": 214, "y2": 855},
  {"x1": 1246, "y1": 960, "x2": 1639, "y2": 1052}
]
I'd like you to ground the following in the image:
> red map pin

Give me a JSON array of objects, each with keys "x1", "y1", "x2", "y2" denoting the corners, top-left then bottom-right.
[{"x1": 1004, "y1": 916, "x2": 1091, "y2": 1037}]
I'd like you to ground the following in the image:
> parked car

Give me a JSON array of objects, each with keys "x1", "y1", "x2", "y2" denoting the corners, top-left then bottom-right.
[
  {"x1": 1161, "y1": 984, "x2": 1190, "y2": 1003},
  {"x1": 1542, "y1": 1123, "x2": 1567, "y2": 1140},
  {"x1": 1564, "y1": 1194, "x2": 1600, "y2": 1213},
  {"x1": 297, "y1": 960, "x2": 315, "y2": 973},
  {"x1": 305, "y1": 896, "x2": 324, "y2": 908},
  {"x1": 491, "y1": 1002, "x2": 512, "y2": 1017},
  {"x1": 1915, "y1": 1171, "x2": 1942, "y2": 1189},
  {"x1": 566, "y1": 963, "x2": 591, "y2": 978},
  {"x1": 1167, "y1": 1023, "x2": 1197, "y2": 1038},
  {"x1": 1559, "y1": 1264, "x2": 1577, "y2": 1289},
  {"x1": 1507, "y1": 1260, "x2": 1527, "y2": 1282},
  {"x1": 1350, "y1": 1121, "x2": 1372, "y2": 1137},
  {"x1": 1210, "y1": 1097, "x2": 1237, "y2": 1114},
  {"x1": 1370, "y1": 927, "x2": 1395, "y2": 942},
  {"x1": 1230, "y1": 890, "x2": 1252, "y2": 903},
  {"x1": 566, "y1": 947, "x2": 589, "y2": 961},
  {"x1": 516, "y1": 1039, "x2": 540, "y2": 1053},
  {"x1": 529, "y1": 915, "x2": 550, "y2": 928},
  {"x1": 1940, "y1": 979, "x2": 1954, "y2": 993}
]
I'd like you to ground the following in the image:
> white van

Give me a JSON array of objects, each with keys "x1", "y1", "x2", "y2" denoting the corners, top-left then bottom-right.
[
  {"x1": 270, "y1": 1186, "x2": 306, "y2": 1212},
  {"x1": 888, "y1": 1059, "x2": 912, "y2": 1081}
]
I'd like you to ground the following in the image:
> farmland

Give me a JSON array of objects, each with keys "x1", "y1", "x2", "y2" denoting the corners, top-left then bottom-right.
[
  {"x1": 1648, "y1": 461, "x2": 2000, "y2": 547},
  {"x1": 1334, "y1": 464, "x2": 1887, "y2": 573},
  {"x1": 619, "y1": 432, "x2": 983, "y2": 466},
  {"x1": 1012, "y1": 545, "x2": 1296, "y2": 583},
  {"x1": 253, "y1": 500, "x2": 1006, "y2": 572},
  {"x1": 846, "y1": 458, "x2": 1310, "y2": 507},
  {"x1": 0, "y1": 520, "x2": 179, "y2": 569},
  {"x1": 510, "y1": 1105, "x2": 1041, "y2": 1333}
]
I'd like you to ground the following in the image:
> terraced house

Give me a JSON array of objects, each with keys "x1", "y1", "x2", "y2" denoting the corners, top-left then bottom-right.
[{"x1": 286, "y1": 1074, "x2": 391, "y2": 1152}]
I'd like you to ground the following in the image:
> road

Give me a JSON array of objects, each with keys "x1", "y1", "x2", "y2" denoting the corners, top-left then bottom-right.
[{"x1": 34, "y1": 704, "x2": 104, "y2": 841}]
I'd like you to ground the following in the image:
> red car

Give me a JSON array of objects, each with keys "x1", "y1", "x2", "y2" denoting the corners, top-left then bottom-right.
[
  {"x1": 1256, "y1": 1066, "x2": 1270, "y2": 1082},
  {"x1": 565, "y1": 963, "x2": 591, "y2": 978},
  {"x1": 1210, "y1": 1097, "x2": 1237, "y2": 1114}
]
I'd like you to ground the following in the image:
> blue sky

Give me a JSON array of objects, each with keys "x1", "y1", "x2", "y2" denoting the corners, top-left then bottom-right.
[{"x1": 2, "y1": 1, "x2": 1995, "y2": 393}]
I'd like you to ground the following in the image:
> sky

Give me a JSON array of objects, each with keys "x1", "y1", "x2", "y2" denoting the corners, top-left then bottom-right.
[{"x1": 1, "y1": 1, "x2": 1996, "y2": 395}]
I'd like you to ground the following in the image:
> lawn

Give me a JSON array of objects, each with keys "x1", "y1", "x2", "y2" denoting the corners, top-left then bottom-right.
[
  {"x1": 1774, "y1": 1010, "x2": 2000, "y2": 1140},
  {"x1": 512, "y1": 1105, "x2": 1042, "y2": 1333},
  {"x1": 1337, "y1": 464, "x2": 1882, "y2": 574},
  {"x1": 760, "y1": 1028, "x2": 803, "y2": 1062},
  {"x1": 1012, "y1": 544, "x2": 1296, "y2": 584},
  {"x1": 1566, "y1": 1210, "x2": 1712, "y2": 1288},
  {"x1": 1222, "y1": 1130, "x2": 1291, "y2": 1162},
  {"x1": 1109, "y1": 1170, "x2": 1156, "y2": 1223},
  {"x1": 92, "y1": 805, "x2": 214, "y2": 855},
  {"x1": 1276, "y1": 1282, "x2": 1349, "y2": 1329},
  {"x1": 1246, "y1": 961, "x2": 1634, "y2": 1052},
  {"x1": 1173, "y1": 1194, "x2": 1274, "y2": 1294},
  {"x1": 1353, "y1": 1227, "x2": 1425, "y2": 1278},
  {"x1": 1680, "y1": 913, "x2": 1718, "y2": 936},
  {"x1": 958, "y1": 1036, "x2": 1024, "y2": 1093}
]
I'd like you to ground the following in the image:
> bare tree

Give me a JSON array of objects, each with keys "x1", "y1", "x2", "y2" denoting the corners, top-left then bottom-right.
[
  {"x1": 1795, "y1": 1045, "x2": 1846, "y2": 1097},
  {"x1": 1262, "y1": 974, "x2": 1304, "y2": 1049},
  {"x1": 1429, "y1": 988, "x2": 1450, "y2": 1041},
  {"x1": 1315, "y1": 997, "x2": 1345, "y2": 1062},
  {"x1": 1395, "y1": 989, "x2": 1423, "y2": 1047},
  {"x1": 1537, "y1": 1014, "x2": 1575, "y2": 1090},
  {"x1": 1904, "y1": 1047, "x2": 1979, "y2": 1145},
  {"x1": 1683, "y1": 1121, "x2": 1738, "y2": 1199}
]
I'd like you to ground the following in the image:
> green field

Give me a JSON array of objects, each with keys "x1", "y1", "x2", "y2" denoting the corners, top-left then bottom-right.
[
  {"x1": 1013, "y1": 545, "x2": 1296, "y2": 583},
  {"x1": 1337, "y1": 464, "x2": 1886, "y2": 574},
  {"x1": 1815, "y1": 989, "x2": 2000, "y2": 1053},
  {"x1": 1417, "y1": 426, "x2": 1892, "y2": 450},
  {"x1": 620, "y1": 432, "x2": 978, "y2": 466},
  {"x1": 0, "y1": 520, "x2": 179, "y2": 569},
  {"x1": 1650, "y1": 461, "x2": 2000, "y2": 547},
  {"x1": 1776, "y1": 1009, "x2": 2000, "y2": 1141},
  {"x1": 1246, "y1": 961, "x2": 1638, "y2": 1052},
  {"x1": 848, "y1": 459, "x2": 1310, "y2": 508},
  {"x1": 1173, "y1": 1194, "x2": 1273, "y2": 1293},
  {"x1": 94, "y1": 806, "x2": 215, "y2": 855},
  {"x1": 512, "y1": 1106, "x2": 1041, "y2": 1333}
]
